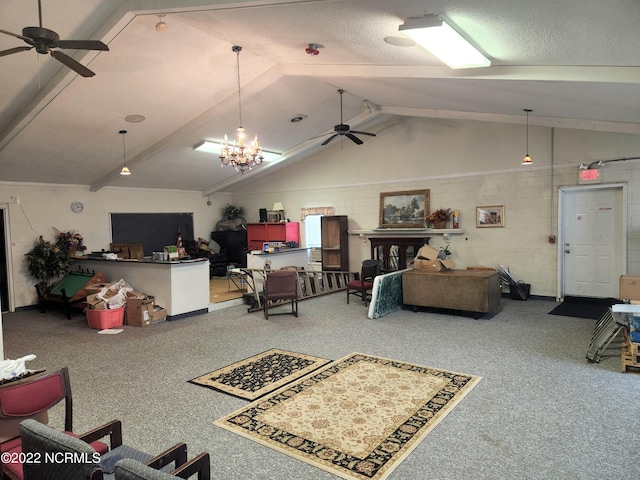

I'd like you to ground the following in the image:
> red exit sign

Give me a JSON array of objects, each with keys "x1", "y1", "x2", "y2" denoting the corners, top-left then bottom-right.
[{"x1": 578, "y1": 168, "x2": 602, "y2": 184}]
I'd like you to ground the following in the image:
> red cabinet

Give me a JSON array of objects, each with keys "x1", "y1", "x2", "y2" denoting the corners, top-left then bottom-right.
[{"x1": 246, "y1": 222, "x2": 299, "y2": 251}]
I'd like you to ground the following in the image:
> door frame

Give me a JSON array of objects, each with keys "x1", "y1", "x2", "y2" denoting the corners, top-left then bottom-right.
[
  {"x1": 556, "y1": 183, "x2": 627, "y2": 301},
  {"x1": 0, "y1": 206, "x2": 14, "y2": 312}
]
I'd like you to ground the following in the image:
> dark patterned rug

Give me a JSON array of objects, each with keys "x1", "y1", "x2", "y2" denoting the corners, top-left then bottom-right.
[
  {"x1": 188, "y1": 349, "x2": 331, "y2": 401},
  {"x1": 215, "y1": 353, "x2": 481, "y2": 480}
]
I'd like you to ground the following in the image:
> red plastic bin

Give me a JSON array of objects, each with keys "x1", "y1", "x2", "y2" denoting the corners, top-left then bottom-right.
[{"x1": 85, "y1": 307, "x2": 125, "y2": 329}]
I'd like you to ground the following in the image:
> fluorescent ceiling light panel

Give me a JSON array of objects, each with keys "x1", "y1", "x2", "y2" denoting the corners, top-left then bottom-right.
[
  {"x1": 193, "y1": 141, "x2": 281, "y2": 162},
  {"x1": 399, "y1": 16, "x2": 490, "y2": 69}
]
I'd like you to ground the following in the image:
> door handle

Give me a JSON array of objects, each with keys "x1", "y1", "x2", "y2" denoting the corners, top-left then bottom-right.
[{"x1": 565, "y1": 249, "x2": 571, "y2": 254}]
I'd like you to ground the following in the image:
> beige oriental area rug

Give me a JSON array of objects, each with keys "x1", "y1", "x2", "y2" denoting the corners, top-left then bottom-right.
[
  {"x1": 214, "y1": 352, "x2": 481, "y2": 480},
  {"x1": 189, "y1": 349, "x2": 331, "y2": 401}
]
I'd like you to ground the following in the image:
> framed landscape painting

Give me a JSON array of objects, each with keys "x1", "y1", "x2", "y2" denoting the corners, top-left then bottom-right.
[
  {"x1": 476, "y1": 205, "x2": 505, "y2": 227},
  {"x1": 379, "y1": 190, "x2": 429, "y2": 228}
]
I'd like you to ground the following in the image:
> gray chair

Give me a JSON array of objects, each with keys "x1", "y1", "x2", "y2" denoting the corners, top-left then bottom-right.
[
  {"x1": 19, "y1": 419, "x2": 203, "y2": 480},
  {"x1": 114, "y1": 453, "x2": 211, "y2": 480}
]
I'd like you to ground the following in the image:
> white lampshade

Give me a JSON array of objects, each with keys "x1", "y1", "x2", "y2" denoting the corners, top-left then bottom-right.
[{"x1": 273, "y1": 202, "x2": 284, "y2": 211}]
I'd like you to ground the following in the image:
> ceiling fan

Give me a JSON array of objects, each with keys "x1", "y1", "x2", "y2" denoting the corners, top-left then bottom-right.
[
  {"x1": 321, "y1": 89, "x2": 376, "y2": 146},
  {"x1": 0, "y1": 0, "x2": 109, "y2": 77}
]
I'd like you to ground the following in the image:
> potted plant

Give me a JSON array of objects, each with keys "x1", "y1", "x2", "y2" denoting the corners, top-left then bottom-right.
[
  {"x1": 24, "y1": 236, "x2": 68, "y2": 294},
  {"x1": 426, "y1": 208, "x2": 452, "y2": 229},
  {"x1": 217, "y1": 204, "x2": 247, "y2": 231},
  {"x1": 438, "y1": 244, "x2": 452, "y2": 259}
]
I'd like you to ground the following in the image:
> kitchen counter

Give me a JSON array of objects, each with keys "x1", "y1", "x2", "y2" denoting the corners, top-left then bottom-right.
[{"x1": 72, "y1": 257, "x2": 209, "y2": 319}]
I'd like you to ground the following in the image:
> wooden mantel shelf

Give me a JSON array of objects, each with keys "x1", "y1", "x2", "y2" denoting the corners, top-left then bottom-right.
[{"x1": 349, "y1": 228, "x2": 465, "y2": 242}]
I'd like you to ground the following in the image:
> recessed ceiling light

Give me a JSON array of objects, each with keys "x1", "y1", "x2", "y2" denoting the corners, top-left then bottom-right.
[
  {"x1": 384, "y1": 36, "x2": 416, "y2": 47},
  {"x1": 290, "y1": 114, "x2": 307, "y2": 123},
  {"x1": 125, "y1": 114, "x2": 146, "y2": 123}
]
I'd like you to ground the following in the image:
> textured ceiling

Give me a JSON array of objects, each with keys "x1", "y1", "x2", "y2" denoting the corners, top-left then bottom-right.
[{"x1": 1, "y1": 0, "x2": 639, "y2": 194}]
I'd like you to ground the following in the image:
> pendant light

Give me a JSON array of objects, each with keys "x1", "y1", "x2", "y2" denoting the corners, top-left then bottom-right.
[
  {"x1": 219, "y1": 45, "x2": 264, "y2": 173},
  {"x1": 119, "y1": 130, "x2": 131, "y2": 175},
  {"x1": 522, "y1": 109, "x2": 533, "y2": 165}
]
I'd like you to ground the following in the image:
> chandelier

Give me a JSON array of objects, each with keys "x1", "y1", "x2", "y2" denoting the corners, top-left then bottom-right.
[{"x1": 220, "y1": 45, "x2": 263, "y2": 173}]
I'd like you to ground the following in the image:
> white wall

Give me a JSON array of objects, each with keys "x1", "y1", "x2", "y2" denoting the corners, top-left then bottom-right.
[
  {"x1": 2, "y1": 117, "x2": 639, "y2": 308},
  {"x1": 230, "y1": 117, "x2": 640, "y2": 297},
  {"x1": 0, "y1": 185, "x2": 223, "y2": 310}
]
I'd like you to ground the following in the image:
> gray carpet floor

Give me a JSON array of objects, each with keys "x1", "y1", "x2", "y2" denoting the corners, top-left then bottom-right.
[{"x1": 2, "y1": 295, "x2": 639, "y2": 480}]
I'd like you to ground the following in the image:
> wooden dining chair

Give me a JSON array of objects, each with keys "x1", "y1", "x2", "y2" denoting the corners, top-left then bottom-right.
[
  {"x1": 346, "y1": 260, "x2": 380, "y2": 307},
  {"x1": 263, "y1": 270, "x2": 299, "y2": 319}
]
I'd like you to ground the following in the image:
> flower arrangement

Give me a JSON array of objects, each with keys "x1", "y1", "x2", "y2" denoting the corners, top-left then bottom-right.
[
  {"x1": 221, "y1": 204, "x2": 245, "y2": 221},
  {"x1": 426, "y1": 208, "x2": 452, "y2": 227},
  {"x1": 56, "y1": 230, "x2": 87, "y2": 254}
]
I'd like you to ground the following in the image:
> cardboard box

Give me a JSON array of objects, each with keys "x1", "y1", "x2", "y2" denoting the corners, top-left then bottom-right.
[
  {"x1": 150, "y1": 306, "x2": 167, "y2": 322},
  {"x1": 620, "y1": 275, "x2": 640, "y2": 301},
  {"x1": 86, "y1": 293, "x2": 107, "y2": 310},
  {"x1": 414, "y1": 245, "x2": 456, "y2": 271},
  {"x1": 126, "y1": 296, "x2": 155, "y2": 327},
  {"x1": 85, "y1": 282, "x2": 110, "y2": 295},
  {"x1": 414, "y1": 258, "x2": 445, "y2": 271}
]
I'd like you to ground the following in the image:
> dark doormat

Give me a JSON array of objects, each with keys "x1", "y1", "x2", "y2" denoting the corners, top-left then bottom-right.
[{"x1": 548, "y1": 296, "x2": 623, "y2": 320}]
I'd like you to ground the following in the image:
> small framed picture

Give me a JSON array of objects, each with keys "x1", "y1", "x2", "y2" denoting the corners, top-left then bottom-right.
[
  {"x1": 267, "y1": 211, "x2": 281, "y2": 223},
  {"x1": 476, "y1": 205, "x2": 505, "y2": 228}
]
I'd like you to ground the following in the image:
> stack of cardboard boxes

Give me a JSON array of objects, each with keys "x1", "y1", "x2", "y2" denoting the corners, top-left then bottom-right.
[
  {"x1": 413, "y1": 245, "x2": 456, "y2": 272},
  {"x1": 125, "y1": 293, "x2": 166, "y2": 327},
  {"x1": 85, "y1": 281, "x2": 166, "y2": 327}
]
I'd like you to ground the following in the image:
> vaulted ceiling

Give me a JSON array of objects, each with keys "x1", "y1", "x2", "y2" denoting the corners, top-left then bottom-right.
[{"x1": 1, "y1": 0, "x2": 639, "y2": 195}]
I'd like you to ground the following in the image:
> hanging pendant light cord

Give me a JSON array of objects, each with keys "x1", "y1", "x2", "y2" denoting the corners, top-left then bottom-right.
[
  {"x1": 233, "y1": 45, "x2": 243, "y2": 128},
  {"x1": 120, "y1": 129, "x2": 127, "y2": 162},
  {"x1": 526, "y1": 110, "x2": 529, "y2": 154}
]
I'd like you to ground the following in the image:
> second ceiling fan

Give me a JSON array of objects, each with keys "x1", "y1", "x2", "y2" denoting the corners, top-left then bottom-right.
[
  {"x1": 322, "y1": 89, "x2": 376, "y2": 146},
  {"x1": 0, "y1": 0, "x2": 109, "y2": 77}
]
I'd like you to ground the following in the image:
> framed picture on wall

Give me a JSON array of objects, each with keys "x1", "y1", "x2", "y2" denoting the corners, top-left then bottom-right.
[
  {"x1": 476, "y1": 205, "x2": 505, "y2": 227},
  {"x1": 379, "y1": 190, "x2": 430, "y2": 228}
]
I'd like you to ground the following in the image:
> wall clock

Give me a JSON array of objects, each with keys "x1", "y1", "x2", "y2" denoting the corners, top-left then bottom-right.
[{"x1": 71, "y1": 201, "x2": 84, "y2": 213}]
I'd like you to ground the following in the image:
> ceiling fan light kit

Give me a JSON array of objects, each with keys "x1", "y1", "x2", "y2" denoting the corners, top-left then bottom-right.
[
  {"x1": 321, "y1": 89, "x2": 376, "y2": 146},
  {"x1": 0, "y1": 0, "x2": 109, "y2": 77},
  {"x1": 399, "y1": 15, "x2": 490, "y2": 69}
]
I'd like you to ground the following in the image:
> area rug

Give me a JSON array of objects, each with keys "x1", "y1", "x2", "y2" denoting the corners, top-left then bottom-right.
[
  {"x1": 189, "y1": 349, "x2": 331, "y2": 401},
  {"x1": 214, "y1": 352, "x2": 481, "y2": 480},
  {"x1": 549, "y1": 296, "x2": 623, "y2": 319}
]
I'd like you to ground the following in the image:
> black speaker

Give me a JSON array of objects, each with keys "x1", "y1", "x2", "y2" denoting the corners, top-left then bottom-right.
[{"x1": 259, "y1": 208, "x2": 268, "y2": 222}]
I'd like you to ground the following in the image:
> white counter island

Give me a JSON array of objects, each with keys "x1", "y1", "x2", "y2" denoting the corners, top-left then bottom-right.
[{"x1": 73, "y1": 258, "x2": 209, "y2": 320}]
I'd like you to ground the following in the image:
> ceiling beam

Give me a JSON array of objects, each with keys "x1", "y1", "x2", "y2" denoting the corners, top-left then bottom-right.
[{"x1": 280, "y1": 64, "x2": 640, "y2": 84}]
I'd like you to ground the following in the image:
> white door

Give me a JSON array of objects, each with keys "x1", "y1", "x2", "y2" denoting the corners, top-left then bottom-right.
[{"x1": 559, "y1": 185, "x2": 625, "y2": 298}]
